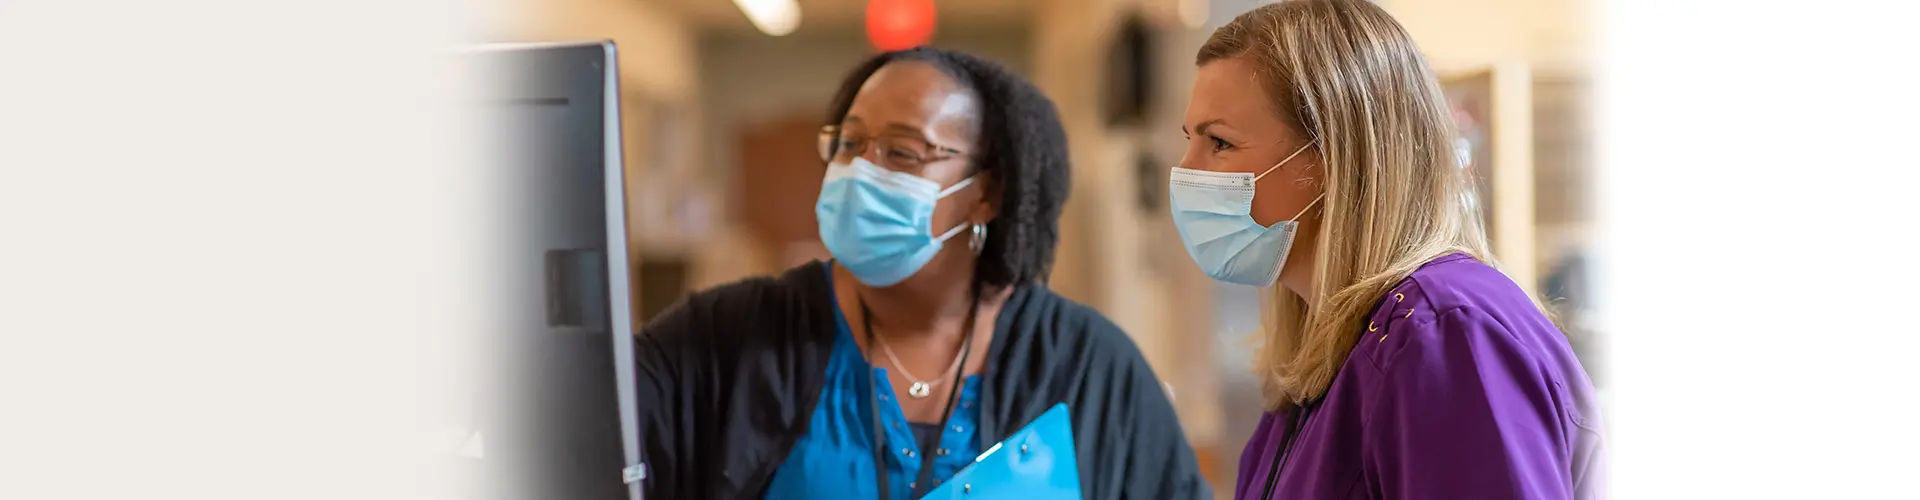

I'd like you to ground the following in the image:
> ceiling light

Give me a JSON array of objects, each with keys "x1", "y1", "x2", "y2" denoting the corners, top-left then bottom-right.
[
  {"x1": 732, "y1": 0, "x2": 802, "y2": 37},
  {"x1": 1179, "y1": 0, "x2": 1209, "y2": 29}
]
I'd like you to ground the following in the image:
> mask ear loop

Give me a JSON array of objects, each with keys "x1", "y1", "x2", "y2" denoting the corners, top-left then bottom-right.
[
  {"x1": 1288, "y1": 193, "x2": 1325, "y2": 222},
  {"x1": 934, "y1": 221, "x2": 969, "y2": 242},
  {"x1": 932, "y1": 174, "x2": 981, "y2": 241},
  {"x1": 1254, "y1": 141, "x2": 1325, "y2": 222},
  {"x1": 935, "y1": 175, "x2": 977, "y2": 198},
  {"x1": 1254, "y1": 141, "x2": 1319, "y2": 182}
]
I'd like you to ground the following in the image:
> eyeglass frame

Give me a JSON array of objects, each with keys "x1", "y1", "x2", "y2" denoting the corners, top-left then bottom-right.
[{"x1": 818, "y1": 124, "x2": 971, "y2": 174}]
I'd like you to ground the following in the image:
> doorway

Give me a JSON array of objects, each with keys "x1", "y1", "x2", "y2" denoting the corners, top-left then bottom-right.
[{"x1": 735, "y1": 114, "x2": 834, "y2": 270}]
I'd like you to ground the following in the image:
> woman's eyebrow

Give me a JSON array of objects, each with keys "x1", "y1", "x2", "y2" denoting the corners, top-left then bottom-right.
[
  {"x1": 1182, "y1": 118, "x2": 1227, "y2": 136},
  {"x1": 882, "y1": 123, "x2": 930, "y2": 137}
]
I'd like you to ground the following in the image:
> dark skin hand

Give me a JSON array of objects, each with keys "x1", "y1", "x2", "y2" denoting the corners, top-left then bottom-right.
[{"x1": 827, "y1": 60, "x2": 1008, "y2": 424}]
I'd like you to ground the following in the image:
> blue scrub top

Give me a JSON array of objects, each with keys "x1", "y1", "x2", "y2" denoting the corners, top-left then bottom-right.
[{"x1": 762, "y1": 267, "x2": 983, "y2": 499}]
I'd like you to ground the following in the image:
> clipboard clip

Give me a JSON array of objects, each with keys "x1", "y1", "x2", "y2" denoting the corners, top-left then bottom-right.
[{"x1": 622, "y1": 463, "x2": 647, "y2": 484}]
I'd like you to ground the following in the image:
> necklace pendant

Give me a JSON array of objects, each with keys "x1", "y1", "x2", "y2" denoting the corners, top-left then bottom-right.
[{"x1": 907, "y1": 382, "x2": 932, "y2": 399}]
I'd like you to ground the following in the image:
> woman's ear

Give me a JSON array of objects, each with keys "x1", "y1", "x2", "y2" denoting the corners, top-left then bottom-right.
[
  {"x1": 970, "y1": 172, "x2": 999, "y2": 224},
  {"x1": 1291, "y1": 145, "x2": 1326, "y2": 189}
]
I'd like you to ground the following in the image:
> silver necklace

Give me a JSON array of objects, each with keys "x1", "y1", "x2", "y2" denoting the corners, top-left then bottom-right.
[{"x1": 871, "y1": 331, "x2": 967, "y2": 399}]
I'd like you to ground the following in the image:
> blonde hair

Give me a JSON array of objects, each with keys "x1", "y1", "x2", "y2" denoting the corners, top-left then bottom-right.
[{"x1": 1199, "y1": 0, "x2": 1520, "y2": 409}]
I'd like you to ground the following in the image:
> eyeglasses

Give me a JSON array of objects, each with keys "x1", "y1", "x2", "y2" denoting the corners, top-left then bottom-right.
[{"x1": 819, "y1": 125, "x2": 968, "y2": 174}]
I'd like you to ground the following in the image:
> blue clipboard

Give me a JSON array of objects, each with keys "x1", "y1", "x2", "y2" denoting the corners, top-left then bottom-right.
[{"x1": 919, "y1": 403, "x2": 1080, "y2": 499}]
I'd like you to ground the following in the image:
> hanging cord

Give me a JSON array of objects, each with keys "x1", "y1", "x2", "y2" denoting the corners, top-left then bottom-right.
[
  {"x1": 1259, "y1": 403, "x2": 1314, "y2": 500},
  {"x1": 862, "y1": 280, "x2": 979, "y2": 499}
]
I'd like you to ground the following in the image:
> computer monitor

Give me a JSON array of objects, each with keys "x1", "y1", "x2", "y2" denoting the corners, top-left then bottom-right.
[{"x1": 459, "y1": 41, "x2": 640, "y2": 500}]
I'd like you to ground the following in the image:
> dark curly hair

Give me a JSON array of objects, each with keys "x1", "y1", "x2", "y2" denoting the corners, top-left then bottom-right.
[{"x1": 824, "y1": 46, "x2": 1071, "y2": 294}]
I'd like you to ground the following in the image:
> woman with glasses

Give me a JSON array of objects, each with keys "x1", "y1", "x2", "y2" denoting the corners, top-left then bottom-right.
[{"x1": 632, "y1": 46, "x2": 1210, "y2": 500}]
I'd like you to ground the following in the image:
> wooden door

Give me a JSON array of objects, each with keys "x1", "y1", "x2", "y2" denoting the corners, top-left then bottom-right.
[
  {"x1": 1441, "y1": 63, "x2": 1536, "y2": 294},
  {"x1": 736, "y1": 115, "x2": 833, "y2": 269}
]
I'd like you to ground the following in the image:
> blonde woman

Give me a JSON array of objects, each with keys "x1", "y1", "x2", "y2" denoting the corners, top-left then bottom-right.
[{"x1": 1170, "y1": 1, "x2": 1604, "y2": 499}]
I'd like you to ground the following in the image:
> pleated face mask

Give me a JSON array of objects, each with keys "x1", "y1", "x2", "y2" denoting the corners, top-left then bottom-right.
[
  {"x1": 1168, "y1": 142, "x2": 1323, "y2": 286},
  {"x1": 815, "y1": 156, "x2": 975, "y2": 287}
]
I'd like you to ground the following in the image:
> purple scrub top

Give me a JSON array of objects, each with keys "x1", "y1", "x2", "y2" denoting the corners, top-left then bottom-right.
[{"x1": 1234, "y1": 254, "x2": 1605, "y2": 500}]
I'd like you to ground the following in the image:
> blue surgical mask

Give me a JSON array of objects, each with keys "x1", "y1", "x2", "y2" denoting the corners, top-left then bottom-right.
[
  {"x1": 816, "y1": 157, "x2": 976, "y2": 287},
  {"x1": 1169, "y1": 142, "x2": 1323, "y2": 286}
]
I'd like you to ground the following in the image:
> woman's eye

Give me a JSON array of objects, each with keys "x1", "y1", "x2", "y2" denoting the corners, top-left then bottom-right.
[{"x1": 1210, "y1": 136, "x2": 1233, "y2": 152}]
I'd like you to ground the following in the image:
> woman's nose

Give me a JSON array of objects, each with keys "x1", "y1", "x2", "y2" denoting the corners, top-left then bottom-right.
[
  {"x1": 855, "y1": 144, "x2": 889, "y2": 168},
  {"x1": 1176, "y1": 145, "x2": 1202, "y2": 171}
]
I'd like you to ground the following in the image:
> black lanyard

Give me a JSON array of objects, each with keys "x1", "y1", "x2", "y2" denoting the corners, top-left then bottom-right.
[
  {"x1": 861, "y1": 297, "x2": 977, "y2": 500},
  {"x1": 1259, "y1": 403, "x2": 1314, "y2": 500}
]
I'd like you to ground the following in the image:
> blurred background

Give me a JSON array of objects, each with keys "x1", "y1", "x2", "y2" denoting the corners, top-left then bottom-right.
[{"x1": 486, "y1": 0, "x2": 1595, "y2": 494}]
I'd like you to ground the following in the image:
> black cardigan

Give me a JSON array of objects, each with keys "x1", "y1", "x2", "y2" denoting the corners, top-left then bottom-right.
[{"x1": 632, "y1": 262, "x2": 1211, "y2": 499}]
